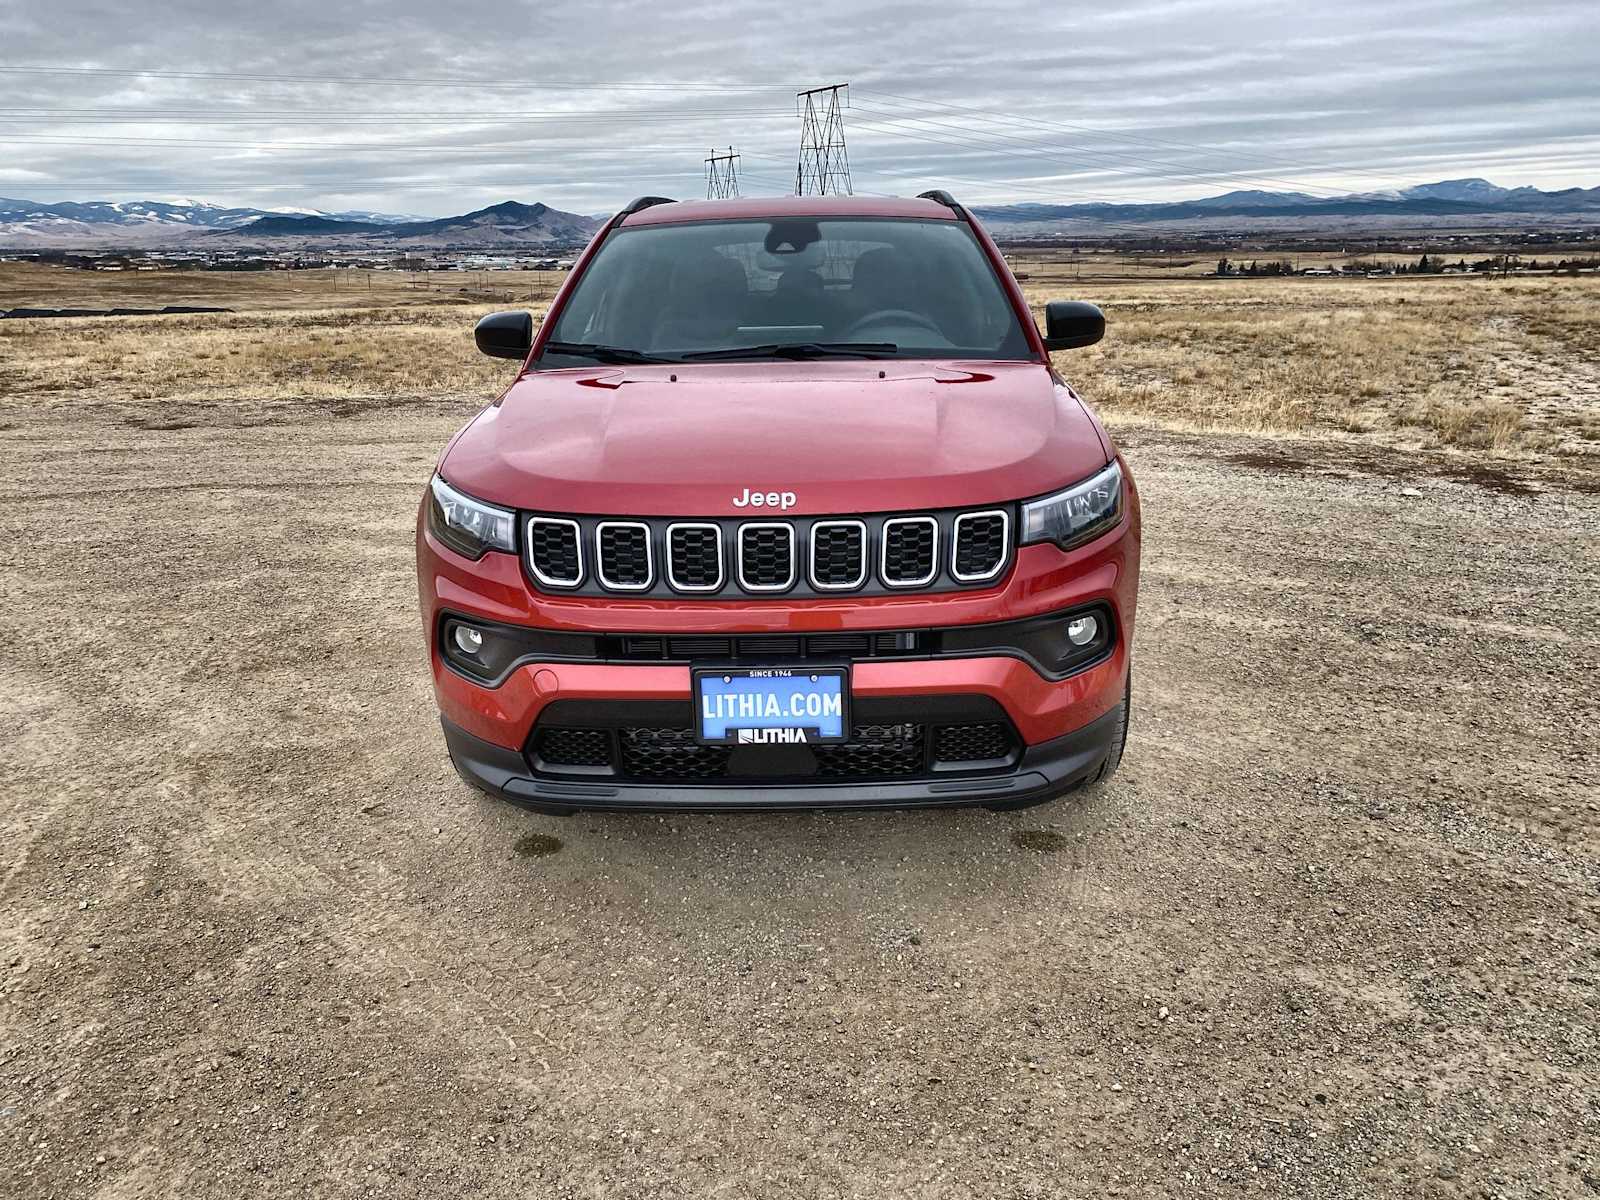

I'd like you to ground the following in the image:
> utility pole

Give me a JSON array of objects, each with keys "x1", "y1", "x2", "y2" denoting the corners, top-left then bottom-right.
[
  {"x1": 705, "y1": 147, "x2": 741, "y2": 199},
  {"x1": 795, "y1": 84, "x2": 852, "y2": 196}
]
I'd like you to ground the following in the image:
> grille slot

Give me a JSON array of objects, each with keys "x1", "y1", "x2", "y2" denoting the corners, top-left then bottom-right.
[
  {"x1": 737, "y1": 523, "x2": 796, "y2": 591},
  {"x1": 532, "y1": 727, "x2": 613, "y2": 767},
  {"x1": 952, "y1": 510, "x2": 1009, "y2": 582},
  {"x1": 933, "y1": 722, "x2": 1016, "y2": 764},
  {"x1": 596, "y1": 521, "x2": 653, "y2": 590},
  {"x1": 667, "y1": 523, "x2": 723, "y2": 592},
  {"x1": 669, "y1": 636, "x2": 732, "y2": 659},
  {"x1": 809, "y1": 520, "x2": 867, "y2": 590},
  {"x1": 738, "y1": 635, "x2": 803, "y2": 658},
  {"x1": 880, "y1": 516, "x2": 938, "y2": 587},
  {"x1": 807, "y1": 633, "x2": 874, "y2": 657},
  {"x1": 526, "y1": 517, "x2": 583, "y2": 588}
]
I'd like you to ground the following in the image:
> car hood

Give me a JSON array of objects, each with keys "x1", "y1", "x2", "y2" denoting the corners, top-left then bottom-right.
[{"x1": 441, "y1": 360, "x2": 1108, "y2": 516}]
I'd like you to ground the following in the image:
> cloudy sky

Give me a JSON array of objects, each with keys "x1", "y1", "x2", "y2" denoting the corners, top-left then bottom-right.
[{"x1": 1, "y1": 0, "x2": 1595, "y2": 216}]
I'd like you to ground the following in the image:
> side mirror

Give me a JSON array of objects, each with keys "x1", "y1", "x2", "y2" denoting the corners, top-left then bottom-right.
[
  {"x1": 474, "y1": 310, "x2": 533, "y2": 360},
  {"x1": 1042, "y1": 301, "x2": 1105, "y2": 352}
]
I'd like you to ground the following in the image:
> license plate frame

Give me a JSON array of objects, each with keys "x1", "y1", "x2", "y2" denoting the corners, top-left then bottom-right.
[{"x1": 692, "y1": 665, "x2": 851, "y2": 746}]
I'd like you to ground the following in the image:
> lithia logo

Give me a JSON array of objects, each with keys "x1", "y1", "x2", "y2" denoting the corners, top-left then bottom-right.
[
  {"x1": 732, "y1": 487, "x2": 797, "y2": 510},
  {"x1": 736, "y1": 728, "x2": 810, "y2": 744}
]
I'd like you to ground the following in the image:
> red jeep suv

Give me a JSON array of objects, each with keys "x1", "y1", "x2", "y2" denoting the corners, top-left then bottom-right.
[{"x1": 416, "y1": 191, "x2": 1139, "y2": 813}]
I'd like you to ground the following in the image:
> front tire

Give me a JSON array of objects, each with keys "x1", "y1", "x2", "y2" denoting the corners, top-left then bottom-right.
[{"x1": 1092, "y1": 672, "x2": 1132, "y2": 784}]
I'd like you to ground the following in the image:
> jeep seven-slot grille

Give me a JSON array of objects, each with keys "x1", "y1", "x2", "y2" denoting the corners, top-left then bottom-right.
[
  {"x1": 520, "y1": 508, "x2": 1014, "y2": 597},
  {"x1": 596, "y1": 522, "x2": 651, "y2": 589},
  {"x1": 738, "y1": 524, "x2": 795, "y2": 590},
  {"x1": 953, "y1": 511, "x2": 1008, "y2": 582}
]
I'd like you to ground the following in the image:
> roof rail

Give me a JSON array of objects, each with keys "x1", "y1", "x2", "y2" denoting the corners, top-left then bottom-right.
[
  {"x1": 917, "y1": 189, "x2": 962, "y2": 211},
  {"x1": 620, "y1": 195, "x2": 677, "y2": 216}
]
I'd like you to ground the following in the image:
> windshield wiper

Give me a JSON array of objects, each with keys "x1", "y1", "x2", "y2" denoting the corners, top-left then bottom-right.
[
  {"x1": 540, "y1": 340, "x2": 678, "y2": 365},
  {"x1": 678, "y1": 341, "x2": 899, "y2": 361}
]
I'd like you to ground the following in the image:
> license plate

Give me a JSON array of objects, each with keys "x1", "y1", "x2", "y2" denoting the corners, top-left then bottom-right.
[{"x1": 694, "y1": 666, "x2": 849, "y2": 745}]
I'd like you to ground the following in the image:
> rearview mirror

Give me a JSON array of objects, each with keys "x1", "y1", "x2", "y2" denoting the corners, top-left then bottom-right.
[
  {"x1": 474, "y1": 310, "x2": 534, "y2": 360},
  {"x1": 1042, "y1": 301, "x2": 1105, "y2": 352}
]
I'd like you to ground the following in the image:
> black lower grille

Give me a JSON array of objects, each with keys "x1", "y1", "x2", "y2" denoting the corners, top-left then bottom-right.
[
  {"x1": 532, "y1": 727, "x2": 612, "y2": 767},
  {"x1": 529, "y1": 702, "x2": 1021, "y2": 784},
  {"x1": 933, "y1": 722, "x2": 1015, "y2": 763},
  {"x1": 619, "y1": 727, "x2": 732, "y2": 779},
  {"x1": 814, "y1": 724, "x2": 924, "y2": 777}
]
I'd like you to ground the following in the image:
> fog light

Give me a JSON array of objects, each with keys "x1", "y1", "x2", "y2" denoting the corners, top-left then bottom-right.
[
  {"x1": 1066, "y1": 615, "x2": 1098, "y2": 646},
  {"x1": 453, "y1": 625, "x2": 485, "y2": 655}
]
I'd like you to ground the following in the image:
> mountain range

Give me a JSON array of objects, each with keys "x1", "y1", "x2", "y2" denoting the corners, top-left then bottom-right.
[
  {"x1": 2, "y1": 179, "x2": 1597, "y2": 249},
  {"x1": 968, "y1": 178, "x2": 1600, "y2": 236},
  {"x1": 0, "y1": 198, "x2": 601, "y2": 250}
]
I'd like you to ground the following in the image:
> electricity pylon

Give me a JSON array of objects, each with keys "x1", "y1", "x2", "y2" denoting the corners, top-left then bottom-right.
[
  {"x1": 795, "y1": 84, "x2": 852, "y2": 196},
  {"x1": 705, "y1": 147, "x2": 741, "y2": 199}
]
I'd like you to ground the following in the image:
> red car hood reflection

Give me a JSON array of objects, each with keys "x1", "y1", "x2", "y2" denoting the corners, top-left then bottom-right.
[{"x1": 441, "y1": 360, "x2": 1108, "y2": 516}]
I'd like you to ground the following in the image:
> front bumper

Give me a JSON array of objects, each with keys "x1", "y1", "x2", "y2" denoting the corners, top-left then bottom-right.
[
  {"x1": 417, "y1": 470, "x2": 1139, "y2": 813},
  {"x1": 441, "y1": 701, "x2": 1123, "y2": 813}
]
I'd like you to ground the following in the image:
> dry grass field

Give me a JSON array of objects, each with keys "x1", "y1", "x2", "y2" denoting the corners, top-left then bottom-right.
[
  {"x1": 2, "y1": 254, "x2": 1598, "y2": 1196},
  {"x1": 3, "y1": 259, "x2": 1597, "y2": 470}
]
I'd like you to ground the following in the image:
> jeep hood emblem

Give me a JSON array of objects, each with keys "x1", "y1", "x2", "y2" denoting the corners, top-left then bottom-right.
[{"x1": 732, "y1": 488, "x2": 797, "y2": 510}]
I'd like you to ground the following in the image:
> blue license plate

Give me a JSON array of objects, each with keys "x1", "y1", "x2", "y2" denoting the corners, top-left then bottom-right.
[{"x1": 694, "y1": 667, "x2": 849, "y2": 745}]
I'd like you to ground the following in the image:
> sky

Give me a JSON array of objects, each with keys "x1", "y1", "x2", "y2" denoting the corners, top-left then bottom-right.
[{"x1": 0, "y1": 0, "x2": 1596, "y2": 217}]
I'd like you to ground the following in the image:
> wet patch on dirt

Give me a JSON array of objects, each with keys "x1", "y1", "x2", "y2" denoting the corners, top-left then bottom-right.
[
  {"x1": 1444, "y1": 464, "x2": 1540, "y2": 497},
  {"x1": 513, "y1": 833, "x2": 564, "y2": 858},
  {"x1": 1223, "y1": 440, "x2": 1555, "y2": 497},
  {"x1": 1011, "y1": 830, "x2": 1070, "y2": 853},
  {"x1": 124, "y1": 416, "x2": 201, "y2": 431}
]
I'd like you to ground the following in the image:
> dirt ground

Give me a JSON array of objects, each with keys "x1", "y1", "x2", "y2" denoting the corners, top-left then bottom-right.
[{"x1": 1, "y1": 372, "x2": 1596, "y2": 1199}]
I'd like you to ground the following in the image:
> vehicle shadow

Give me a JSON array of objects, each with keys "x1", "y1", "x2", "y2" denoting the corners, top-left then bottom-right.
[{"x1": 471, "y1": 776, "x2": 1126, "y2": 920}]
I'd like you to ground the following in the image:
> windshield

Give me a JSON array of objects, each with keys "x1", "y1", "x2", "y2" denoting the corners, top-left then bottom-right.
[{"x1": 537, "y1": 217, "x2": 1032, "y2": 365}]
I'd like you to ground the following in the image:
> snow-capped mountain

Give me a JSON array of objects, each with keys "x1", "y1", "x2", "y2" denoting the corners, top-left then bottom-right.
[
  {"x1": 971, "y1": 177, "x2": 1600, "y2": 234},
  {"x1": 4, "y1": 179, "x2": 1599, "y2": 247},
  {"x1": 0, "y1": 197, "x2": 418, "y2": 246}
]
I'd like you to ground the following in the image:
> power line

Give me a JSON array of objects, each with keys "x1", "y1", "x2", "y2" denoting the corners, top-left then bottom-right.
[
  {"x1": 0, "y1": 133, "x2": 757, "y2": 154},
  {"x1": 0, "y1": 105, "x2": 792, "y2": 123},
  {"x1": 852, "y1": 89, "x2": 1433, "y2": 198},
  {"x1": 795, "y1": 84, "x2": 851, "y2": 196},
  {"x1": 0, "y1": 65, "x2": 802, "y2": 92},
  {"x1": 851, "y1": 104, "x2": 1380, "y2": 203}
]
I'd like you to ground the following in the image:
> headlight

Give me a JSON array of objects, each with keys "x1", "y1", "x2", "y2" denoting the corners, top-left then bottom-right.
[
  {"x1": 1020, "y1": 461, "x2": 1124, "y2": 550},
  {"x1": 427, "y1": 474, "x2": 516, "y2": 559}
]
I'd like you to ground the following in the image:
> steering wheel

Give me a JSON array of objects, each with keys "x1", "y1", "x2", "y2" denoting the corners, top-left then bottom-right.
[{"x1": 843, "y1": 308, "x2": 945, "y2": 341}]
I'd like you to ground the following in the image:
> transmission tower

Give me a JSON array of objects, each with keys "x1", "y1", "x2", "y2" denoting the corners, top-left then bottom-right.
[
  {"x1": 795, "y1": 84, "x2": 852, "y2": 196},
  {"x1": 705, "y1": 146, "x2": 741, "y2": 199}
]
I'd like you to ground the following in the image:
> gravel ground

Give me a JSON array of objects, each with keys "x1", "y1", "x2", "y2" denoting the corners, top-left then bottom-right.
[{"x1": 1, "y1": 396, "x2": 1596, "y2": 1198}]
